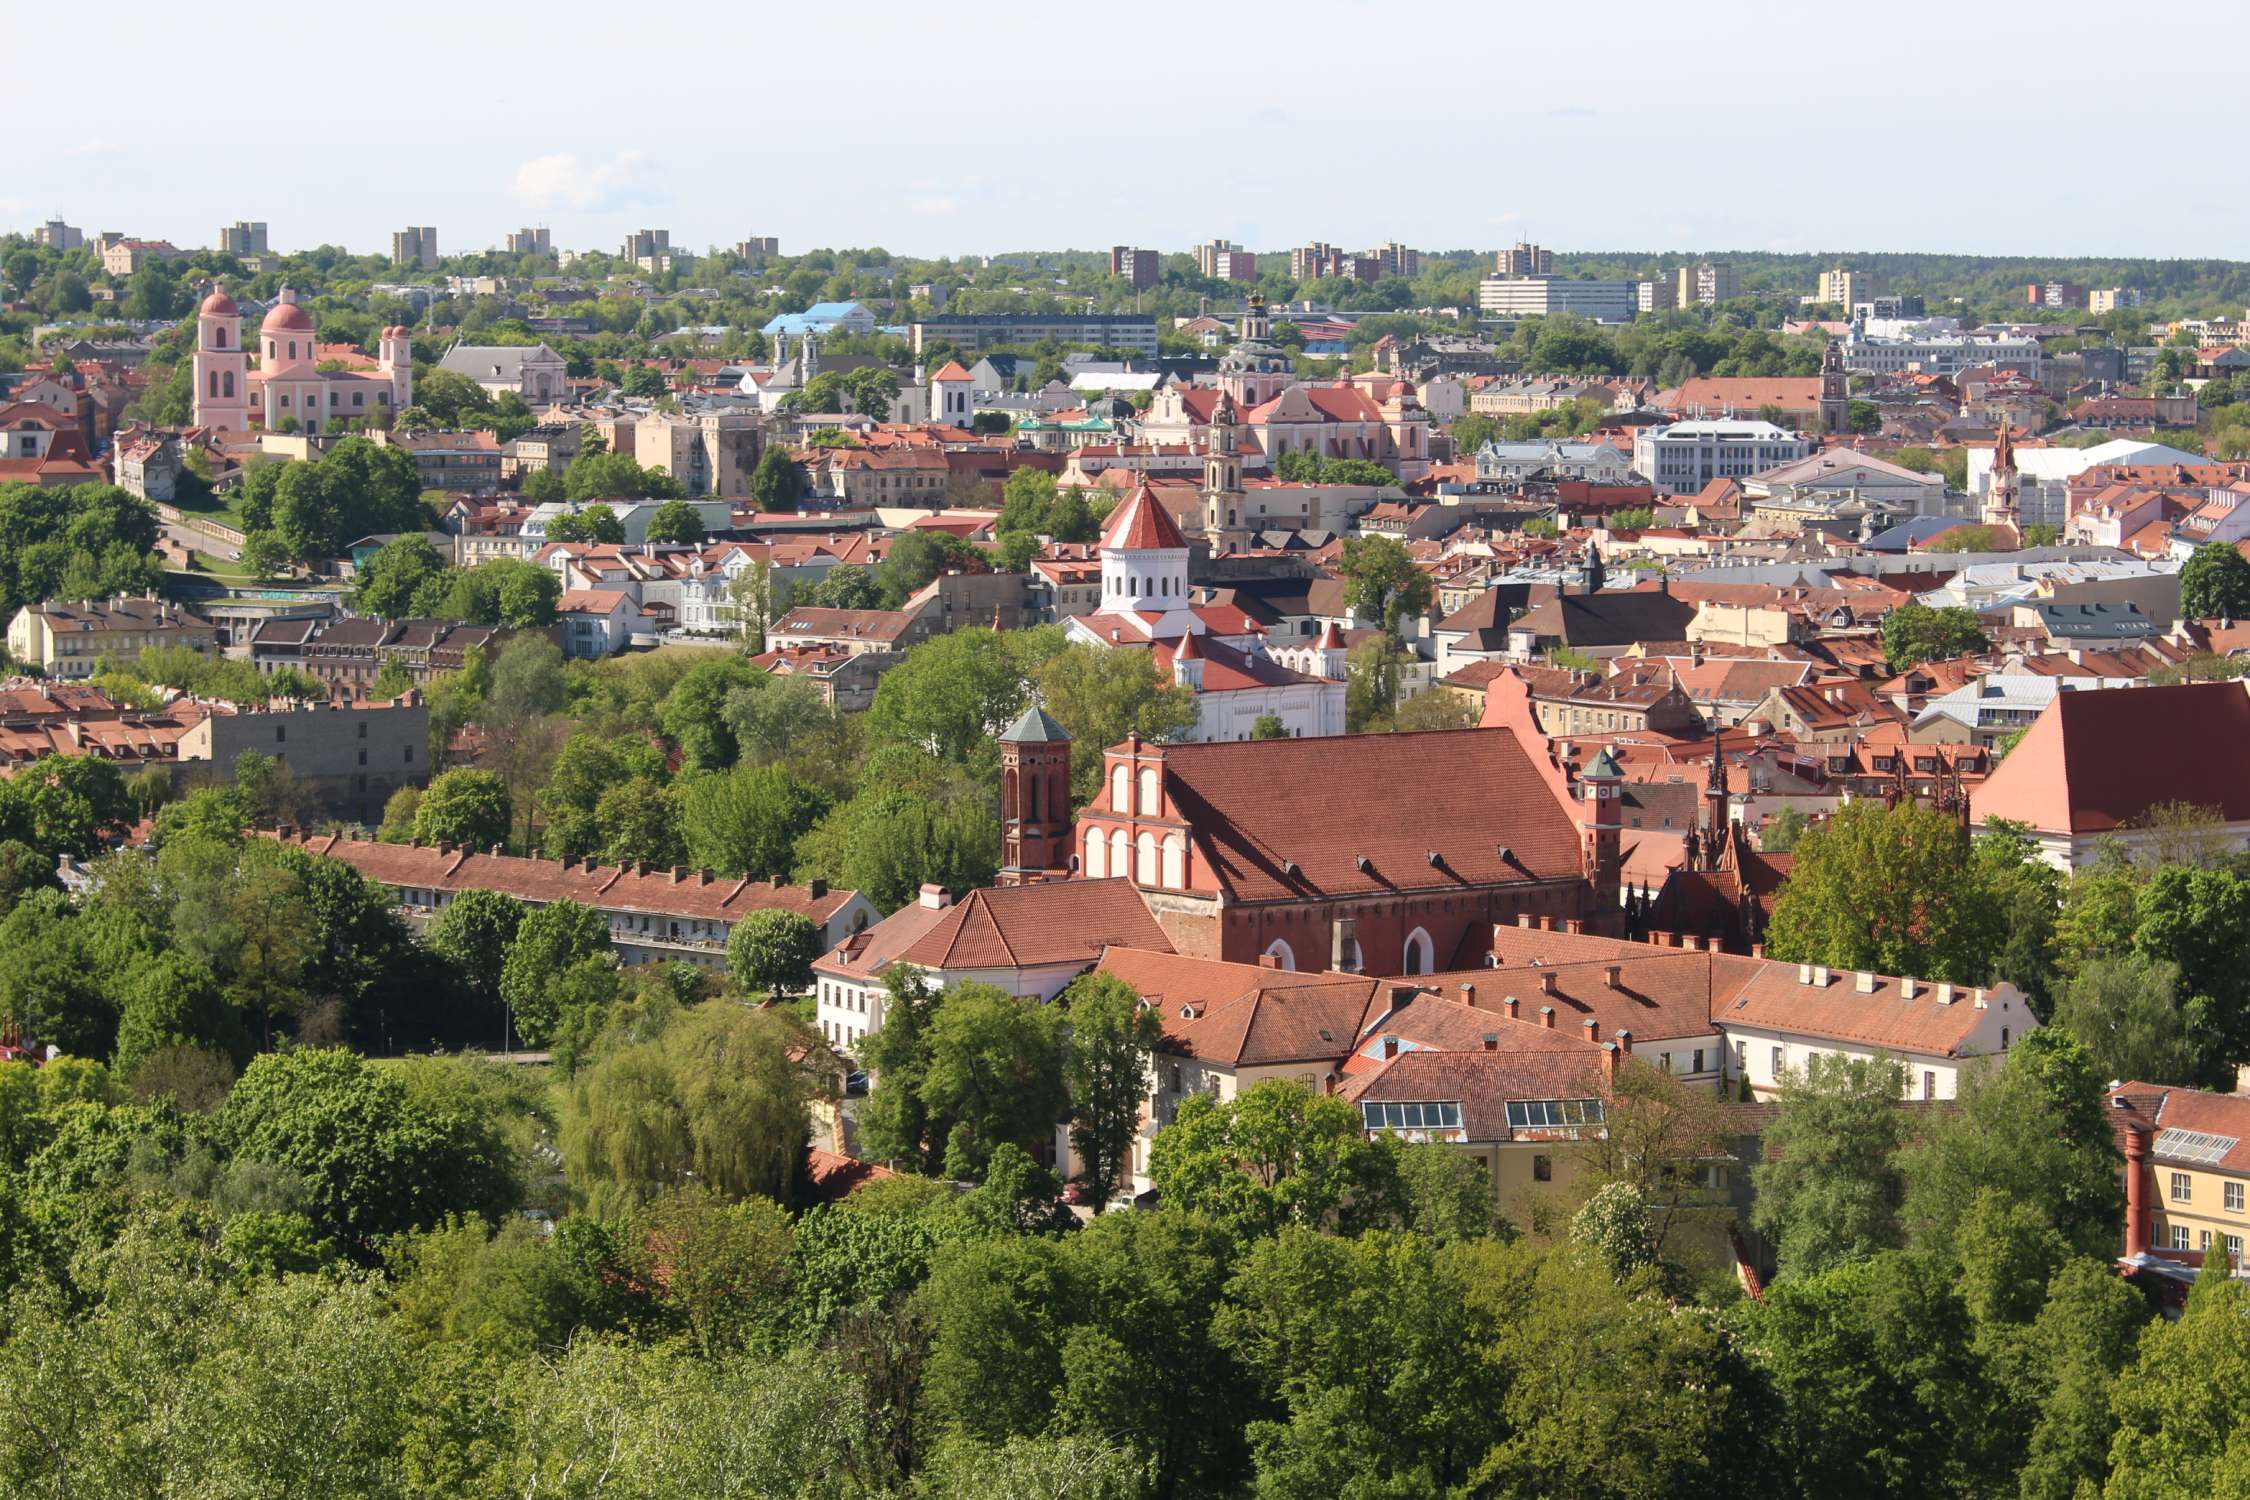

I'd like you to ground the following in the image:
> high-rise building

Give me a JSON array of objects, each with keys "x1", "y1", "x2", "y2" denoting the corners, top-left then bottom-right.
[
  {"x1": 1637, "y1": 278, "x2": 1677, "y2": 314},
  {"x1": 2088, "y1": 287, "x2": 2143, "y2": 314},
  {"x1": 32, "y1": 220, "x2": 83, "y2": 250},
  {"x1": 1816, "y1": 266, "x2": 1865, "y2": 307},
  {"x1": 1675, "y1": 262, "x2": 1738, "y2": 306},
  {"x1": 505, "y1": 227, "x2": 552, "y2": 256},
  {"x1": 390, "y1": 226, "x2": 438, "y2": 269},
  {"x1": 623, "y1": 228, "x2": 671, "y2": 263},
  {"x1": 1194, "y1": 239, "x2": 1257, "y2": 281},
  {"x1": 1368, "y1": 241, "x2": 1421, "y2": 279},
  {"x1": 735, "y1": 236, "x2": 780, "y2": 262},
  {"x1": 217, "y1": 221, "x2": 269, "y2": 258},
  {"x1": 1110, "y1": 246, "x2": 1160, "y2": 290},
  {"x1": 1496, "y1": 241, "x2": 1554, "y2": 277}
]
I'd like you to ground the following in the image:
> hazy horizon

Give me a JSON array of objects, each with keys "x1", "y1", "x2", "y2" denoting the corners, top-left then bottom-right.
[{"x1": 20, "y1": 1, "x2": 2250, "y2": 262}]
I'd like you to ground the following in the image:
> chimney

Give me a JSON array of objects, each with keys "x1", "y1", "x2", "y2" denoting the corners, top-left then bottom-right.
[
  {"x1": 1855, "y1": 970, "x2": 1876, "y2": 994},
  {"x1": 1503, "y1": 994, "x2": 1519, "y2": 1019},
  {"x1": 1813, "y1": 965, "x2": 1830, "y2": 987},
  {"x1": 698, "y1": 869, "x2": 713, "y2": 886},
  {"x1": 1583, "y1": 1017, "x2": 1600, "y2": 1045},
  {"x1": 1936, "y1": 983, "x2": 1955, "y2": 1006},
  {"x1": 1798, "y1": 963, "x2": 1813, "y2": 985},
  {"x1": 1565, "y1": 918, "x2": 1585, "y2": 935},
  {"x1": 1481, "y1": 1032, "x2": 1500, "y2": 1052},
  {"x1": 808, "y1": 878, "x2": 828, "y2": 898},
  {"x1": 1902, "y1": 976, "x2": 1919, "y2": 999},
  {"x1": 1539, "y1": 915, "x2": 1555, "y2": 931},
  {"x1": 437, "y1": 841, "x2": 455, "y2": 856},
  {"x1": 2122, "y1": 1112, "x2": 2152, "y2": 1258},
  {"x1": 1381, "y1": 1036, "x2": 1399, "y2": 1059},
  {"x1": 559, "y1": 853, "x2": 576, "y2": 870},
  {"x1": 1257, "y1": 953, "x2": 1282, "y2": 969},
  {"x1": 528, "y1": 848, "x2": 541, "y2": 863},
  {"x1": 671, "y1": 865, "x2": 686, "y2": 882},
  {"x1": 1616, "y1": 1027, "x2": 1633, "y2": 1054},
  {"x1": 1972, "y1": 987, "x2": 1988, "y2": 1009},
  {"x1": 489, "y1": 843, "x2": 503, "y2": 857},
  {"x1": 1751, "y1": 942, "x2": 1765, "y2": 958},
  {"x1": 1459, "y1": 983, "x2": 1476, "y2": 1008},
  {"x1": 1604, "y1": 964, "x2": 1622, "y2": 989},
  {"x1": 1650, "y1": 929, "x2": 1671, "y2": 947},
  {"x1": 1539, "y1": 1005, "x2": 1555, "y2": 1029},
  {"x1": 1601, "y1": 1040, "x2": 1620, "y2": 1083},
  {"x1": 917, "y1": 883, "x2": 951, "y2": 909},
  {"x1": 1517, "y1": 913, "x2": 1534, "y2": 928},
  {"x1": 1538, "y1": 971, "x2": 1558, "y2": 996}
]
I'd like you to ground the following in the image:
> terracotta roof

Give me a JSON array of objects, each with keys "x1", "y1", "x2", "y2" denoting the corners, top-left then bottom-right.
[
  {"x1": 928, "y1": 360, "x2": 973, "y2": 382},
  {"x1": 895, "y1": 878, "x2": 1172, "y2": 971},
  {"x1": 1109, "y1": 727, "x2": 1582, "y2": 904},
  {"x1": 262, "y1": 831, "x2": 860, "y2": 925},
  {"x1": 1100, "y1": 481, "x2": 1189, "y2": 551},
  {"x1": 1717, "y1": 962, "x2": 2022, "y2": 1058},
  {"x1": 2107, "y1": 1083, "x2": 2250, "y2": 1174},
  {"x1": 1097, "y1": 947, "x2": 1387, "y2": 1067},
  {"x1": 1970, "y1": 681, "x2": 2250, "y2": 835},
  {"x1": 1339, "y1": 1040, "x2": 1613, "y2": 1141},
  {"x1": 813, "y1": 893, "x2": 956, "y2": 982}
]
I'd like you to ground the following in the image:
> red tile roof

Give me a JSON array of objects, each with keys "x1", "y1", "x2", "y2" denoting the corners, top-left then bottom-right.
[
  {"x1": 1100, "y1": 481, "x2": 1189, "y2": 551},
  {"x1": 1097, "y1": 947, "x2": 1388, "y2": 1067},
  {"x1": 1971, "y1": 680, "x2": 2250, "y2": 834},
  {"x1": 893, "y1": 878, "x2": 1172, "y2": 971},
  {"x1": 262, "y1": 831, "x2": 861, "y2": 926},
  {"x1": 1108, "y1": 727, "x2": 1582, "y2": 904}
]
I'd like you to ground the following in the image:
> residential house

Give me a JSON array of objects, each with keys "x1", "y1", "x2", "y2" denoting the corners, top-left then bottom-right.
[{"x1": 7, "y1": 597, "x2": 216, "y2": 680}]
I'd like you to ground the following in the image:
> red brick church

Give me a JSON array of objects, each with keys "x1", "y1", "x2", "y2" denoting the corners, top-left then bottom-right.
[{"x1": 995, "y1": 704, "x2": 1622, "y2": 978}]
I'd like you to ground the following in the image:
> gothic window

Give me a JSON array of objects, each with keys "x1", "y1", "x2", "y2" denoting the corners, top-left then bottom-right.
[
  {"x1": 207, "y1": 371, "x2": 218, "y2": 398},
  {"x1": 1403, "y1": 927, "x2": 1434, "y2": 976},
  {"x1": 222, "y1": 372, "x2": 234, "y2": 398},
  {"x1": 1263, "y1": 938, "x2": 1295, "y2": 970}
]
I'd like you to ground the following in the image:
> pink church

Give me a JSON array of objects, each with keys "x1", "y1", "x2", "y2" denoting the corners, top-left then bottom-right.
[{"x1": 191, "y1": 285, "x2": 411, "y2": 434}]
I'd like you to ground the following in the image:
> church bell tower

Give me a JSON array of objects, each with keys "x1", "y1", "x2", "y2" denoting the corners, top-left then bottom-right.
[{"x1": 998, "y1": 704, "x2": 1073, "y2": 885}]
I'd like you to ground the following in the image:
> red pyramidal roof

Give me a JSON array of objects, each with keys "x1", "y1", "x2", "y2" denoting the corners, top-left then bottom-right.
[{"x1": 1101, "y1": 481, "x2": 1188, "y2": 552}]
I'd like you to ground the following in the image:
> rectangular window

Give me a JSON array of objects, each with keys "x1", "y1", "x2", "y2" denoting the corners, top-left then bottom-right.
[
  {"x1": 2228, "y1": 1182, "x2": 2245, "y2": 1212},
  {"x1": 404, "y1": 745, "x2": 414, "y2": 763},
  {"x1": 2228, "y1": 1235, "x2": 2245, "y2": 1265},
  {"x1": 2171, "y1": 1225, "x2": 2192, "y2": 1251},
  {"x1": 275, "y1": 724, "x2": 285, "y2": 743},
  {"x1": 357, "y1": 749, "x2": 368, "y2": 766},
  {"x1": 2173, "y1": 1172, "x2": 2194, "y2": 1204},
  {"x1": 1532, "y1": 1154, "x2": 1553, "y2": 1182},
  {"x1": 1771, "y1": 1046, "x2": 1783, "y2": 1077},
  {"x1": 1693, "y1": 1048, "x2": 1705, "y2": 1073},
  {"x1": 2201, "y1": 1230, "x2": 2214, "y2": 1252}
]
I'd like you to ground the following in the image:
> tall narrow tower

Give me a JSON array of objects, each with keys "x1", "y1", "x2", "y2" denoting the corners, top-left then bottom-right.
[
  {"x1": 1578, "y1": 747, "x2": 1623, "y2": 909},
  {"x1": 1817, "y1": 338, "x2": 1849, "y2": 434},
  {"x1": 1202, "y1": 392, "x2": 1248, "y2": 548},
  {"x1": 998, "y1": 704, "x2": 1073, "y2": 885},
  {"x1": 1983, "y1": 421, "x2": 2021, "y2": 531},
  {"x1": 191, "y1": 285, "x2": 249, "y2": 431}
]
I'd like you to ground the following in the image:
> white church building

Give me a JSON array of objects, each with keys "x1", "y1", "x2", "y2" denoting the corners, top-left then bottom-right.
[{"x1": 1064, "y1": 480, "x2": 1346, "y2": 740}]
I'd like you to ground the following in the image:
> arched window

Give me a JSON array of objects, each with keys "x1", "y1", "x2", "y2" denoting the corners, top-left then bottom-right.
[
  {"x1": 1085, "y1": 828, "x2": 1107, "y2": 878},
  {"x1": 1161, "y1": 833, "x2": 1185, "y2": 889},
  {"x1": 1003, "y1": 767, "x2": 1018, "y2": 822},
  {"x1": 1137, "y1": 765, "x2": 1160, "y2": 815},
  {"x1": 1403, "y1": 927, "x2": 1435, "y2": 976},
  {"x1": 222, "y1": 371, "x2": 234, "y2": 398},
  {"x1": 1110, "y1": 763, "x2": 1130, "y2": 811},
  {"x1": 215, "y1": 326, "x2": 227, "y2": 349},
  {"x1": 1135, "y1": 831, "x2": 1158, "y2": 884},
  {"x1": 1109, "y1": 828, "x2": 1129, "y2": 880},
  {"x1": 1263, "y1": 939, "x2": 1296, "y2": 971},
  {"x1": 207, "y1": 371, "x2": 218, "y2": 398}
]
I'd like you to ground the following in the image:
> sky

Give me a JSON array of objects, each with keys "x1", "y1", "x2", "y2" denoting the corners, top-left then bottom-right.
[{"x1": 16, "y1": 1, "x2": 2250, "y2": 263}]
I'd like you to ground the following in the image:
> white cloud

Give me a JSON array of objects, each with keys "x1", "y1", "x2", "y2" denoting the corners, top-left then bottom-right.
[{"x1": 511, "y1": 150, "x2": 659, "y2": 213}]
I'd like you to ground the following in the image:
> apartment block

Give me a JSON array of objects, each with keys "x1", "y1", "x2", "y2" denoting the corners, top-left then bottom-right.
[
  {"x1": 1496, "y1": 241, "x2": 1554, "y2": 277},
  {"x1": 217, "y1": 221, "x2": 269, "y2": 257},
  {"x1": 391, "y1": 226, "x2": 438, "y2": 269}
]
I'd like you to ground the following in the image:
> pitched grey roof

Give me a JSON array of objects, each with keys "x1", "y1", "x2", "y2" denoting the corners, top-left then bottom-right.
[
  {"x1": 1001, "y1": 704, "x2": 1071, "y2": 743},
  {"x1": 436, "y1": 343, "x2": 563, "y2": 383}
]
